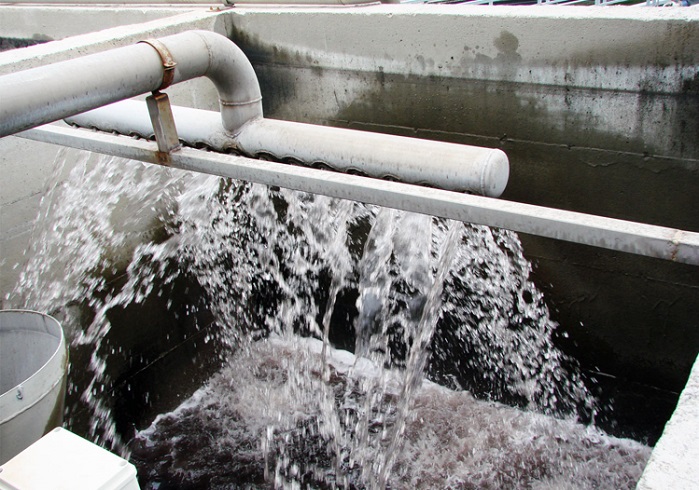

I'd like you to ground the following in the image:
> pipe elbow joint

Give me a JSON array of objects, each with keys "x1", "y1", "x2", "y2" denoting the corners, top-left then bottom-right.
[
  {"x1": 154, "y1": 30, "x2": 264, "y2": 134},
  {"x1": 191, "y1": 31, "x2": 264, "y2": 133}
]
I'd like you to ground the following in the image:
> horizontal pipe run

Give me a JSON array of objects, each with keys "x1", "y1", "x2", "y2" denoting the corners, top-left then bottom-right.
[
  {"x1": 66, "y1": 101, "x2": 234, "y2": 151},
  {"x1": 66, "y1": 101, "x2": 509, "y2": 196},
  {"x1": 0, "y1": 30, "x2": 262, "y2": 138},
  {"x1": 236, "y1": 119, "x2": 509, "y2": 197},
  {"x1": 18, "y1": 124, "x2": 699, "y2": 266}
]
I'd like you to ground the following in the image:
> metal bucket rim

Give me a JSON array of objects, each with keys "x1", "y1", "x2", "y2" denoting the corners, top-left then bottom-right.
[{"x1": 0, "y1": 309, "x2": 68, "y2": 423}]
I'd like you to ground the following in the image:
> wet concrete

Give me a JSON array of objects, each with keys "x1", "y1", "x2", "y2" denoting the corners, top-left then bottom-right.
[
  {"x1": 227, "y1": 19, "x2": 699, "y2": 443},
  {"x1": 0, "y1": 37, "x2": 50, "y2": 52}
]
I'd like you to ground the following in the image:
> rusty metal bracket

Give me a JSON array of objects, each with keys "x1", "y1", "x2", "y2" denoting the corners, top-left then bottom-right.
[
  {"x1": 139, "y1": 39, "x2": 177, "y2": 91},
  {"x1": 138, "y1": 39, "x2": 180, "y2": 160},
  {"x1": 146, "y1": 91, "x2": 180, "y2": 162}
]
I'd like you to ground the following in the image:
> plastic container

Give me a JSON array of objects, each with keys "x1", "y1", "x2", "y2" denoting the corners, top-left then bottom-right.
[
  {"x1": 0, "y1": 427, "x2": 140, "y2": 490},
  {"x1": 0, "y1": 310, "x2": 69, "y2": 464}
]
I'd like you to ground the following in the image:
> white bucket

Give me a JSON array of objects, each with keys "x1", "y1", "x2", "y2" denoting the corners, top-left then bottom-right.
[{"x1": 0, "y1": 310, "x2": 69, "y2": 464}]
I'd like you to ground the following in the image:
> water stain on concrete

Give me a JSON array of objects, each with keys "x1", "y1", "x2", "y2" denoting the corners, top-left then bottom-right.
[
  {"x1": 494, "y1": 30, "x2": 522, "y2": 64},
  {"x1": 224, "y1": 25, "x2": 699, "y2": 443},
  {"x1": 0, "y1": 35, "x2": 51, "y2": 52}
]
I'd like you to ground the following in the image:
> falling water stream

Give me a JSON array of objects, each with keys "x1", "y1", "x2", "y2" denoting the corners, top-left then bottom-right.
[{"x1": 7, "y1": 150, "x2": 651, "y2": 489}]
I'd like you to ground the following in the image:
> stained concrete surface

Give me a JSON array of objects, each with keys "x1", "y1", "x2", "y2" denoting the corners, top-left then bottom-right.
[
  {"x1": 224, "y1": 6, "x2": 699, "y2": 417},
  {"x1": 637, "y1": 354, "x2": 699, "y2": 489}
]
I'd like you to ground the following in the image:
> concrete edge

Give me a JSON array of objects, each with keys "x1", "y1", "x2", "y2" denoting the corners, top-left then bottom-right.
[
  {"x1": 636, "y1": 353, "x2": 699, "y2": 489},
  {"x1": 0, "y1": 8, "x2": 227, "y2": 73},
  {"x1": 228, "y1": 2, "x2": 699, "y2": 20}
]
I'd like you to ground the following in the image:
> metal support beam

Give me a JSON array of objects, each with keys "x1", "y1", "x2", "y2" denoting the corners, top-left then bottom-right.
[{"x1": 18, "y1": 124, "x2": 699, "y2": 266}]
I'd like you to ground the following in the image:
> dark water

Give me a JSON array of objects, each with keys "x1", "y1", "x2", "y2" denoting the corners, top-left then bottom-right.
[{"x1": 130, "y1": 338, "x2": 650, "y2": 490}]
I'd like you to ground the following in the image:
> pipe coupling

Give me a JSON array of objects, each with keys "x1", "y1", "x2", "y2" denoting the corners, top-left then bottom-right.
[{"x1": 138, "y1": 39, "x2": 177, "y2": 91}]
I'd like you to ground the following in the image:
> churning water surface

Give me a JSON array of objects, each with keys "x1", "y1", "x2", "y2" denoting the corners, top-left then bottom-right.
[{"x1": 8, "y1": 150, "x2": 651, "y2": 489}]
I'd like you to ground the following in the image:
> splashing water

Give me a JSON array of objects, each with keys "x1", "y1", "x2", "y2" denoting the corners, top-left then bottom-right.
[
  {"x1": 130, "y1": 338, "x2": 650, "y2": 489},
  {"x1": 7, "y1": 151, "x2": 650, "y2": 488},
  {"x1": 10, "y1": 148, "x2": 190, "y2": 453}
]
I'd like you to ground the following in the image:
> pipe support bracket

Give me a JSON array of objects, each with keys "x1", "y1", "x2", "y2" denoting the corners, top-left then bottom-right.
[
  {"x1": 146, "y1": 91, "x2": 180, "y2": 159},
  {"x1": 138, "y1": 39, "x2": 177, "y2": 91}
]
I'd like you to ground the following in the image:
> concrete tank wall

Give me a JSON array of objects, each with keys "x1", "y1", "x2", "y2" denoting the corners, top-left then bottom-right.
[
  {"x1": 220, "y1": 4, "x2": 699, "y2": 426},
  {"x1": 0, "y1": 4, "x2": 212, "y2": 43},
  {"x1": 221, "y1": 5, "x2": 698, "y2": 226}
]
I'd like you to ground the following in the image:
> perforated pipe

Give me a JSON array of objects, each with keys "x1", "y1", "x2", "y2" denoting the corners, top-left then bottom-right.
[{"x1": 66, "y1": 101, "x2": 509, "y2": 196}]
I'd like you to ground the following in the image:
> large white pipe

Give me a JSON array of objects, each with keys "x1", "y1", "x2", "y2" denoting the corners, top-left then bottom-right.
[
  {"x1": 66, "y1": 101, "x2": 509, "y2": 196},
  {"x1": 236, "y1": 119, "x2": 509, "y2": 197},
  {"x1": 2, "y1": 30, "x2": 508, "y2": 196},
  {"x1": 0, "y1": 30, "x2": 262, "y2": 137}
]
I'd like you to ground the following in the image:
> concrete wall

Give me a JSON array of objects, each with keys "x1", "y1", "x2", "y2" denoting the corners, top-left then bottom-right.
[
  {"x1": 0, "y1": 4, "x2": 216, "y2": 44},
  {"x1": 223, "y1": 5, "x2": 698, "y2": 226},
  {"x1": 220, "y1": 4, "x2": 699, "y2": 402},
  {"x1": 637, "y1": 353, "x2": 699, "y2": 489}
]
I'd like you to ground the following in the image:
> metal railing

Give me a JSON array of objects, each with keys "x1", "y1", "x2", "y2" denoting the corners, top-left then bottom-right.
[
  {"x1": 18, "y1": 122, "x2": 699, "y2": 266},
  {"x1": 408, "y1": 0, "x2": 694, "y2": 6}
]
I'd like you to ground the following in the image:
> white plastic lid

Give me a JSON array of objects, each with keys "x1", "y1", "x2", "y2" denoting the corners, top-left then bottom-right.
[{"x1": 0, "y1": 428, "x2": 140, "y2": 490}]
